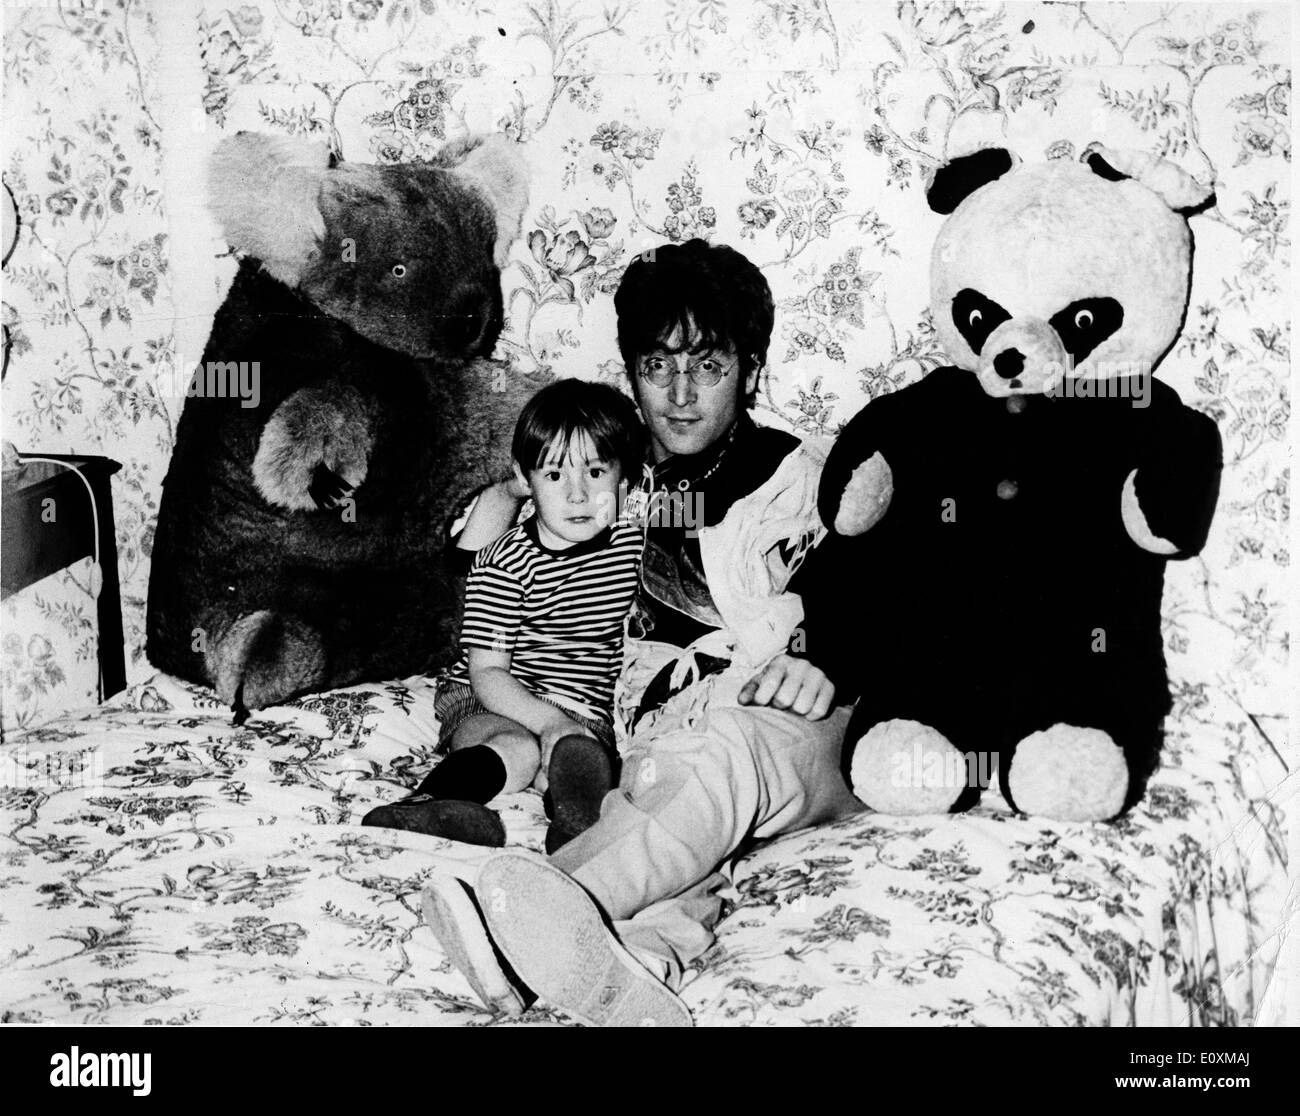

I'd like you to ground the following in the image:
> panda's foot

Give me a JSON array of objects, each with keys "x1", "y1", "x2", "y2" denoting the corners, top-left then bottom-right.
[
  {"x1": 849, "y1": 719, "x2": 967, "y2": 815},
  {"x1": 207, "y1": 610, "x2": 327, "y2": 712},
  {"x1": 1005, "y1": 725, "x2": 1128, "y2": 822}
]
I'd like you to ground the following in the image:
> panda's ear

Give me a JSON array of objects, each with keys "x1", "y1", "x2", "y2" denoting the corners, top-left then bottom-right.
[
  {"x1": 207, "y1": 132, "x2": 331, "y2": 287},
  {"x1": 1081, "y1": 143, "x2": 1215, "y2": 216},
  {"x1": 925, "y1": 148, "x2": 1018, "y2": 214}
]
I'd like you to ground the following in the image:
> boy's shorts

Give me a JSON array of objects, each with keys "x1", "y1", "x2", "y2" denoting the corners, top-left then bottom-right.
[{"x1": 434, "y1": 680, "x2": 616, "y2": 753}]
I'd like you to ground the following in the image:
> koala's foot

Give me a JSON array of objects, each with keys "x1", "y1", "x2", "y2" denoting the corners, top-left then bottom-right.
[
  {"x1": 1005, "y1": 724, "x2": 1129, "y2": 822},
  {"x1": 253, "y1": 385, "x2": 375, "y2": 512},
  {"x1": 207, "y1": 610, "x2": 327, "y2": 714},
  {"x1": 849, "y1": 719, "x2": 967, "y2": 815}
]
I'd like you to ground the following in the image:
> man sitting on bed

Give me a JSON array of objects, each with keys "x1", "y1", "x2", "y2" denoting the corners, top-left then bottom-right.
[{"x1": 422, "y1": 237, "x2": 863, "y2": 1025}]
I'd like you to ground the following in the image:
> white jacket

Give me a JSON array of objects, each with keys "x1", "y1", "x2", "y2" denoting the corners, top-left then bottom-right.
[
  {"x1": 617, "y1": 433, "x2": 832, "y2": 725},
  {"x1": 698, "y1": 434, "x2": 830, "y2": 670}
]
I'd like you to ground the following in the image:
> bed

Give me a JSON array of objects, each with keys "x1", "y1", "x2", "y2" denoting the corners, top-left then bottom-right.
[
  {"x1": 1, "y1": 0, "x2": 1291, "y2": 1029},
  {"x1": 1, "y1": 651, "x2": 1287, "y2": 1027}
]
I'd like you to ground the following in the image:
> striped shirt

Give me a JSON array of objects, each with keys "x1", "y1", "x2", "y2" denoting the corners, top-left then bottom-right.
[{"x1": 445, "y1": 516, "x2": 643, "y2": 725}]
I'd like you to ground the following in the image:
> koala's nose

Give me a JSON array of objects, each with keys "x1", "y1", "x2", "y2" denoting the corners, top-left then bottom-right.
[
  {"x1": 439, "y1": 282, "x2": 494, "y2": 355},
  {"x1": 993, "y1": 349, "x2": 1024, "y2": 379}
]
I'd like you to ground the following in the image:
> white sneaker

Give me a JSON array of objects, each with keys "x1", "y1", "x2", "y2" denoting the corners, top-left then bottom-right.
[
  {"x1": 421, "y1": 872, "x2": 527, "y2": 1017},
  {"x1": 476, "y1": 850, "x2": 692, "y2": 1028}
]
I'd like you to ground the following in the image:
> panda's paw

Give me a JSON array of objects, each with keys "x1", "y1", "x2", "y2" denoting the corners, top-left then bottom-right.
[
  {"x1": 207, "y1": 609, "x2": 327, "y2": 712},
  {"x1": 849, "y1": 719, "x2": 966, "y2": 815},
  {"x1": 834, "y1": 451, "x2": 894, "y2": 536},
  {"x1": 1006, "y1": 724, "x2": 1128, "y2": 822},
  {"x1": 1120, "y1": 469, "x2": 1178, "y2": 555}
]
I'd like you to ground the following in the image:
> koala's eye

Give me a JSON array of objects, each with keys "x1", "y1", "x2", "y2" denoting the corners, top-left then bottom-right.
[
  {"x1": 391, "y1": 264, "x2": 407, "y2": 278},
  {"x1": 1074, "y1": 309, "x2": 1094, "y2": 330}
]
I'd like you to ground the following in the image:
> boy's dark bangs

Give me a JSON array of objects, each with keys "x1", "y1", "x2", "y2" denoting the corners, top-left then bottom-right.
[
  {"x1": 527, "y1": 423, "x2": 576, "y2": 470},
  {"x1": 523, "y1": 401, "x2": 632, "y2": 474}
]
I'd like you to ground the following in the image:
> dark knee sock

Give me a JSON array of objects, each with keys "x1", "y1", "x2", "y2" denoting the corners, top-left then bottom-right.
[{"x1": 416, "y1": 746, "x2": 508, "y2": 803}]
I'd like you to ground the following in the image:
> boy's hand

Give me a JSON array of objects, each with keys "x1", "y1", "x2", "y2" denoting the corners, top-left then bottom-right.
[
  {"x1": 739, "y1": 654, "x2": 836, "y2": 721},
  {"x1": 538, "y1": 715, "x2": 590, "y2": 773}
]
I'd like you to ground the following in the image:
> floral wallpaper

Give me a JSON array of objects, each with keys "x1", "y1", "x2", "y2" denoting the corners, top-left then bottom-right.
[{"x1": 1, "y1": 0, "x2": 1290, "y2": 748}]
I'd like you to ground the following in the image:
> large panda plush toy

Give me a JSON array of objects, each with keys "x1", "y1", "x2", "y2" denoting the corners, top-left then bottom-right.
[{"x1": 809, "y1": 144, "x2": 1223, "y2": 822}]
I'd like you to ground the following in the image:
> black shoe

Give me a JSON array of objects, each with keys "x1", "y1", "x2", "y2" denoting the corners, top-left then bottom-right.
[
  {"x1": 544, "y1": 735, "x2": 615, "y2": 853},
  {"x1": 361, "y1": 795, "x2": 506, "y2": 847}
]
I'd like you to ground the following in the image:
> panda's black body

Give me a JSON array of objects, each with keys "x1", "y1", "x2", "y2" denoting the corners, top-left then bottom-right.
[
  {"x1": 809, "y1": 366, "x2": 1221, "y2": 813},
  {"x1": 815, "y1": 144, "x2": 1224, "y2": 820}
]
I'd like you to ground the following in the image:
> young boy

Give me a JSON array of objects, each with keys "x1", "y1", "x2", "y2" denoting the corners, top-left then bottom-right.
[{"x1": 363, "y1": 378, "x2": 646, "y2": 852}]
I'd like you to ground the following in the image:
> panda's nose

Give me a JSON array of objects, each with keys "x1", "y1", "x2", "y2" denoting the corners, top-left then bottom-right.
[{"x1": 993, "y1": 349, "x2": 1024, "y2": 379}]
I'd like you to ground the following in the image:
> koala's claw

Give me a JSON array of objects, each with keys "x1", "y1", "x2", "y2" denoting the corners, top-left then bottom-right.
[
  {"x1": 309, "y1": 463, "x2": 354, "y2": 511},
  {"x1": 231, "y1": 682, "x2": 251, "y2": 726}
]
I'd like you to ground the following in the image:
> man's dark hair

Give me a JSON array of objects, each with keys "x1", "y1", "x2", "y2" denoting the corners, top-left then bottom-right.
[
  {"x1": 614, "y1": 238, "x2": 774, "y2": 409},
  {"x1": 512, "y1": 378, "x2": 645, "y2": 480}
]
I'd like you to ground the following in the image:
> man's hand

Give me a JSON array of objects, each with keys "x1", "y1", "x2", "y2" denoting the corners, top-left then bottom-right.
[
  {"x1": 456, "y1": 476, "x2": 530, "y2": 553},
  {"x1": 738, "y1": 654, "x2": 836, "y2": 720}
]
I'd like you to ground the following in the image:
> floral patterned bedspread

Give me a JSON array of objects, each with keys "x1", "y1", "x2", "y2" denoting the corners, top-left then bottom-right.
[{"x1": 0, "y1": 670, "x2": 1288, "y2": 1027}]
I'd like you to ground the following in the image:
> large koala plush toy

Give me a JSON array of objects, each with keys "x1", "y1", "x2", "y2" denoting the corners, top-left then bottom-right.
[
  {"x1": 809, "y1": 144, "x2": 1223, "y2": 821},
  {"x1": 147, "y1": 132, "x2": 533, "y2": 715}
]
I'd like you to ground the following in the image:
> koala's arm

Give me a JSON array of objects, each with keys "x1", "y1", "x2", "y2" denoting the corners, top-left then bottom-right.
[
  {"x1": 471, "y1": 360, "x2": 541, "y2": 479},
  {"x1": 436, "y1": 360, "x2": 544, "y2": 568},
  {"x1": 252, "y1": 382, "x2": 380, "y2": 512},
  {"x1": 819, "y1": 397, "x2": 898, "y2": 538},
  {"x1": 1122, "y1": 388, "x2": 1223, "y2": 557},
  {"x1": 440, "y1": 359, "x2": 543, "y2": 502}
]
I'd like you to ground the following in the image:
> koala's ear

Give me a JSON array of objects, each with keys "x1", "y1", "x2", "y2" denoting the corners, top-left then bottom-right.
[
  {"x1": 207, "y1": 132, "x2": 331, "y2": 286},
  {"x1": 925, "y1": 148, "x2": 1018, "y2": 214},
  {"x1": 1081, "y1": 142, "x2": 1215, "y2": 216},
  {"x1": 446, "y1": 134, "x2": 530, "y2": 269}
]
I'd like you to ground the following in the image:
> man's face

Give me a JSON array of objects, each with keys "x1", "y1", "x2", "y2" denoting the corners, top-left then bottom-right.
[{"x1": 631, "y1": 321, "x2": 758, "y2": 462}]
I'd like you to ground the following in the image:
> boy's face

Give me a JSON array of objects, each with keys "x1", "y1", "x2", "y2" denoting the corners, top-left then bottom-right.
[
  {"x1": 631, "y1": 320, "x2": 758, "y2": 462},
  {"x1": 516, "y1": 431, "x2": 623, "y2": 550}
]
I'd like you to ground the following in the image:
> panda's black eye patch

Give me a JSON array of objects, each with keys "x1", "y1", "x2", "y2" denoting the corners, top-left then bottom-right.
[
  {"x1": 952, "y1": 289, "x2": 1011, "y2": 354},
  {"x1": 1049, "y1": 297, "x2": 1123, "y2": 363}
]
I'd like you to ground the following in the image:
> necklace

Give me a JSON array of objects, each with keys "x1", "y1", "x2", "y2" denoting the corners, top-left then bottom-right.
[{"x1": 654, "y1": 419, "x2": 740, "y2": 495}]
